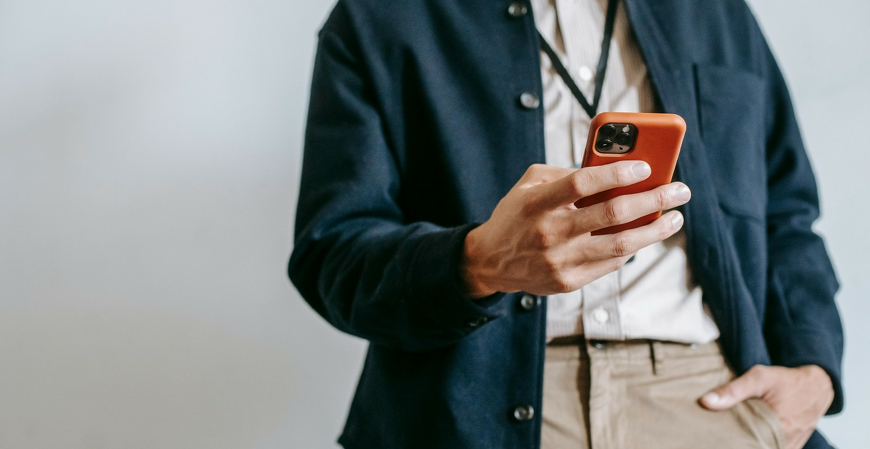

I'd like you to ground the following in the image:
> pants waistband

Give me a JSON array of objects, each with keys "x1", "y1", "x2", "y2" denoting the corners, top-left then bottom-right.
[{"x1": 546, "y1": 336, "x2": 721, "y2": 363}]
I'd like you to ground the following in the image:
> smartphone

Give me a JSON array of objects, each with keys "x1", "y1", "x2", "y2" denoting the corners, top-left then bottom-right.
[{"x1": 575, "y1": 112, "x2": 686, "y2": 235}]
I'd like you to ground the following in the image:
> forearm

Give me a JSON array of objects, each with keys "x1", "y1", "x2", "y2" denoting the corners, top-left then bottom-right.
[{"x1": 290, "y1": 219, "x2": 506, "y2": 351}]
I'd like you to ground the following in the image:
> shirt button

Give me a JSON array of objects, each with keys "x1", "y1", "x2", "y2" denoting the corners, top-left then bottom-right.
[
  {"x1": 507, "y1": 2, "x2": 528, "y2": 18},
  {"x1": 592, "y1": 308, "x2": 609, "y2": 323},
  {"x1": 519, "y1": 294, "x2": 539, "y2": 311},
  {"x1": 591, "y1": 339, "x2": 608, "y2": 350},
  {"x1": 466, "y1": 316, "x2": 489, "y2": 328},
  {"x1": 578, "y1": 65, "x2": 593, "y2": 82},
  {"x1": 519, "y1": 92, "x2": 540, "y2": 109},
  {"x1": 513, "y1": 404, "x2": 535, "y2": 421}
]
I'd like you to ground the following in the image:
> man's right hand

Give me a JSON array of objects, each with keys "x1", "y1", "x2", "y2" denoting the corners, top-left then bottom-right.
[{"x1": 461, "y1": 162, "x2": 691, "y2": 298}]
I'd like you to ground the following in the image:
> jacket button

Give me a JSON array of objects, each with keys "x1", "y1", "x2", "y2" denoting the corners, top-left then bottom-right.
[
  {"x1": 507, "y1": 2, "x2": 528, "y2": 18},
  {"x1": 513, "y1": 404, "x2": 535, "y2": 421},
  {"x1": 519, "y1": 294, "x2": 539, "y2": 311},
  {"x1": 519, "y1": 92, "x2": 540, "y2": 109},
  {"x1": 466, "y1": 316, "x2": 489, "y2": 328}
]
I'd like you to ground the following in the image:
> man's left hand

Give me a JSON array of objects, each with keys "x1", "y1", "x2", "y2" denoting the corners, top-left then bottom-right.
[{"x1": 700, "y1": 364, "x2": 834, "y2": 449}]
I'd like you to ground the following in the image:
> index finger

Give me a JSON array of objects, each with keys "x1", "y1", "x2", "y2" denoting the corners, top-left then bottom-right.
[
  {"x1": 537, "y1": 160, "x2": 650, "y2": 210},
  {"x1": 516, "y1": 163, "x2": 577, "y2": 187}
]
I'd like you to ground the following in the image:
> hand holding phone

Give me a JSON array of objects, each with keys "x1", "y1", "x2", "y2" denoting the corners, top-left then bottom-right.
[
  {"x1": 461, "y1": 112, "x2": 689, "y2": 297},
  {"x1": 575, "y1": 112, "x2": 686, "y2": 235}
]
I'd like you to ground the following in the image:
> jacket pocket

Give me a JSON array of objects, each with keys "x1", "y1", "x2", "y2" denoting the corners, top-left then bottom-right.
[{"x1": 694, "y1": 63, "x2": 767, "y2": 220}]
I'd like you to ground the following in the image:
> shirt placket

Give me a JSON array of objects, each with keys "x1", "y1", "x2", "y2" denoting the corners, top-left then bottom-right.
[
  {"x1": 555, "y1": 0, "x2": 600, "y2": 167},
  {"x1": 556, "y1": 0, "x2": 624, "y2": 339},
  {"x1": 582, "y1": 271, "x2": 624, "y2": 339}
]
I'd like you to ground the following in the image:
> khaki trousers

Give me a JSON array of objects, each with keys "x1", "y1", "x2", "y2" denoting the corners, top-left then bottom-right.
[{"x1": 541, "y1": 338, "x2": 785, "y2": 449}]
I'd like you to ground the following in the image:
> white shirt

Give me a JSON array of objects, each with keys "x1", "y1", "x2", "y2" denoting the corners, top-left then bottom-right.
[{"x1": 533, "y1": 0, "x2": 720, "y2": 344}]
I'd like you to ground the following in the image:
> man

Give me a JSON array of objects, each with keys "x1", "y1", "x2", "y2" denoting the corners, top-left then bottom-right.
[{"x1": 289, "y1": 0, "x2": 844, "y2": 448}]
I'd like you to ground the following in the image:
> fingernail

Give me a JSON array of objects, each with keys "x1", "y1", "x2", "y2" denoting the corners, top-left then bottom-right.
[
  {"x1": 671, "y1": 213, "x2": 684, "y2": 230},
  {"x1": 674, "y1": 184, "x2": 691, "y2": 202},
  {"x1": 632, "y1": 162, "x2": 651, "y2": 179},
  {"x1": 702, "y1": 392, "x2": 720, "y2": 405}
]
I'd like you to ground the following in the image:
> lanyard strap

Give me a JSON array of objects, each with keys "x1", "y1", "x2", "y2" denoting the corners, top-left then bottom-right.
[{"x1": 538, "y1": 0, "x2": 619, "y2": 119}]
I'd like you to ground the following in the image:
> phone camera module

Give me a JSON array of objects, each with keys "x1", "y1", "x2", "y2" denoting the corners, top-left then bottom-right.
[
  {"x1": 598, "y1": 124, "x2": 617, "y2": 139},
  {"x1": 595, "y1": 122, "x2": 636, "y2": 154},
  {"x1": 615, "y1": 133, "x2": 632, "y2": 146},
  {"x1": 596, "y1": 139, "x2": 613, "y2": 150}
]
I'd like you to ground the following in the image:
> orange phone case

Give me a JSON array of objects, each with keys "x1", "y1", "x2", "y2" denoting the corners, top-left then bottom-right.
[{"x1": 575, "y1": 112, "x2": 686, "y2": 235}]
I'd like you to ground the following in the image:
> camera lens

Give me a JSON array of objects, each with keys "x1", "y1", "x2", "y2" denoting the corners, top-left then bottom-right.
[
  {"x1": 615, "y1": 133, "x2": 632, "y2": 146},
  {"x1": 596, "y1": 139, "x2": 613, "y2": 150},
  {"x1": 598, "y1": 124, "x2": 617, "y2": 139}
]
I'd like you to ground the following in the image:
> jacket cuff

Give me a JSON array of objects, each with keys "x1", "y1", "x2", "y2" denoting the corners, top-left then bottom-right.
[
  {"x1": 766, "y1": 327, "x2": 844, "y2": 415},
  {"x1": 405, "y1": 223, "x2": 506, "y2": 333}
]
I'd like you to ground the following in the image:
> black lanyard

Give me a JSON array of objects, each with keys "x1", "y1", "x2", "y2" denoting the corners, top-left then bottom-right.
[{"x1": 538, "y1": 0, "x2": 619, "y2": 119}]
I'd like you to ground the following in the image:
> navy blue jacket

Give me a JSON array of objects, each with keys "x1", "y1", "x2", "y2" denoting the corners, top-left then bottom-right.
[{"x1": 289, "y1": 0, "x2": 844, "y2": 447}]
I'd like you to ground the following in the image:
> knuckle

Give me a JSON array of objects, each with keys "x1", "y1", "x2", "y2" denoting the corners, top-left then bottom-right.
[
  {"x1": 748, "y1": 365, "x2": 770, "y2": 382},
  {"x1": 551, "y1": 273, "x2": 573, "y2": 294},
  {"x1": 612, "y1": 236, "x2": 634, "y2": 257},
  {"x1": 604, "y1": 200, "x2": 627, "y2": 224},
  {"x1": 721, "y1": 383, "x2": 739, "y2": 398},
  {"x1": 532, "y1": 229, "x2": 547, "y2": 248},
  {"x1": 533, "y1": 225, "x2": 557, "y2": 249},
  {"x1": 568, "y1": 171, "x2": 591, "y2": 197},
  {"x1": 521, "y1": 164, "x2": 546, "y2": 184},
  {"x1": 655, "y1": 187, "x2": 670, "y2": 209},
  {"x1": 541, "y1": 255, "x2": 564, "y2": 281},
  {"x1": 612, "y1": 165, "x2": 632, "y2": 186},
  {"x1": 543, "y1": 256, "x2": 560, "y2": 274},
  {"x1": 525, "y1": 164, "x2": 544, "y2": 176}
]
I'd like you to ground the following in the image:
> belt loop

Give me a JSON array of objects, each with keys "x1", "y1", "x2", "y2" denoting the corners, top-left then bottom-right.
[{"x1": 647, "y1": 339, "x2": 657, "y2": 376}]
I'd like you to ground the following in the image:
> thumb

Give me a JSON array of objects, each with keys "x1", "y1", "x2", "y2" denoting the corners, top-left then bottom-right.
[{"x1": 700, "y1": 366, "x2": 770, "y2": 411}]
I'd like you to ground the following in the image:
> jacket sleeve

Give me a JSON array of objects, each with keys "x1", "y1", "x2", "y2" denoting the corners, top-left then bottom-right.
[
  {"x1": 753, "y1": 18, "x2": 845, "y2": 414},
  {"x1": 288, "y1": 3, "x2": 505, "y2": 352}
]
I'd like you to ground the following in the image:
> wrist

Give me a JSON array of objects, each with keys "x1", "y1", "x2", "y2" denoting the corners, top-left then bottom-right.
[
  {"x1": 460, "y1": 226, "x2": 498, "y2": 298},
  {"x1": 803, "y1": 364, "x2": 833, "y2": 389}
]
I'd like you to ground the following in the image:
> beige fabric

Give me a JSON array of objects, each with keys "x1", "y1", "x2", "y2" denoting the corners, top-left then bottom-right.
[
  {"x1": 541, "y1": 339, "x2": 785, "y2": 449},
  {"x1": 532, "y1": 0, "x2": 720, "y2": 344}
]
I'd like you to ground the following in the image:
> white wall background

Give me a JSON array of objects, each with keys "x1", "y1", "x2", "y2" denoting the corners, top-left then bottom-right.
[{"x1": 0, "y1": 0, "x2": 865, "y2": 448}]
